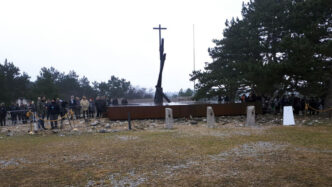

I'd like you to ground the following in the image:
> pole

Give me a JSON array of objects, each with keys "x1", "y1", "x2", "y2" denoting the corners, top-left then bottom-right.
[
  {"x1": 128, "y1": 112, "x2": 132, "y2": 130},
  {"x1": 193, "y1": 24, "x2": 196, "y2": 91}
]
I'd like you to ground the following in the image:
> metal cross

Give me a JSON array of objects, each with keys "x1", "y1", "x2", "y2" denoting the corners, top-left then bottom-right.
[{"x1": 153, "y1": 24, "x2": 167, "y2": 46}]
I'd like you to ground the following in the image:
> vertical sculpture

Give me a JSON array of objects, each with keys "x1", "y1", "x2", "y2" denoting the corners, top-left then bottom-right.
[{"x1": 153, "y1": 24, "x2": 171, "y2": 105}]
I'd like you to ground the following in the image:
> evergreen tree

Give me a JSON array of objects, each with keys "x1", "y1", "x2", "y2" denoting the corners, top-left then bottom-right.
[
  {"x1": 191, "y1": 0, "x2": 332, "y2": 106},
  {"x1": 0, "y1": 59, "x2": 31, "y2": 105}
]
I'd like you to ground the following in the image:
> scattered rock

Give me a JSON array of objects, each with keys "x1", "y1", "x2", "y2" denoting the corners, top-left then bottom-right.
[
  {"x1": 220, "y1": 122, "x2": 228, "y2": 125},
  {"x1": 90, "y1": 121, "x2": 99, "y2": 126},
  {"x1": 6, "y1": 130, "x2": 13, "y2": 136},
  {"x1": 105, "y1": 123, "x2": 111, "y2": 129},
  {"x1": 86, "y1": 180, "x2": 95, "y2": 187},
  {"x1": 52, "y1": 130, "x2": 59, "y2": 134},
  {"x1": 190, "y1": 120, "x2": 198, "y2": 125},
  {"x1": 98, "y1": 129, "x2": 108, "y2": 133}
]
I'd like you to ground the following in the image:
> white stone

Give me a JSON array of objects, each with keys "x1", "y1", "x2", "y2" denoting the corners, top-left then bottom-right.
[
  {"x1": 33, "y1": 123, "x2": 39, "y2": 131},
  {"x1": 283, "y1": 106, "x2": 295, "y2": 126},
  {"x1": 246, "y1": 106, "x2": 255, "y2": 126},
  {"x1": 207, "y1": 106, "x2": 216, "y2": 128},
  {"x1": 165, "y1": 108, "x2": 174, "y2": 129}
]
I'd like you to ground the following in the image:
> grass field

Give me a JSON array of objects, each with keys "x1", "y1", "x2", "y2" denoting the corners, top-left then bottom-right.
[{"x1": 0, "y1": 118, "x2": 331, "y2": 186}]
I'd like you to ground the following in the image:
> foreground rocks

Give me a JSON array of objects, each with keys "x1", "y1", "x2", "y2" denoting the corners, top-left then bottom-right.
[{"x1": 0, "y1": 115, "x2": 330, "y2": 137}]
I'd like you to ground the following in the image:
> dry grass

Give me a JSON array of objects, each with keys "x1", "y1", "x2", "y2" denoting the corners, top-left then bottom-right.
[{"x1": 0, "y1": 119, "x2": 332, "y2": 186}]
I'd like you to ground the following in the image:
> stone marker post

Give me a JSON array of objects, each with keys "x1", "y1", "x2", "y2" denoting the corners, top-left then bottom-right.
[
  {"x1": 33, "y1": 122, "x2": 39, "y2": 132},
  {"x1": 283, "y1": 106, "x2": 295, "y2": 126},
  {"x1": 246, "y1": 106, "x2": 255, "y2": 126},
  {"x1": 207, "y1": 106, "x2": 216, "y2": 128},
  {"x1": 165, "y1": 108, "x2": 173, "y2": 129}
]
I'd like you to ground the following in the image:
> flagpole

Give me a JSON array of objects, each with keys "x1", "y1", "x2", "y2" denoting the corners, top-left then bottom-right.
[{"x1": 193, "y1": 24, "x2": 196, "y2": 92}]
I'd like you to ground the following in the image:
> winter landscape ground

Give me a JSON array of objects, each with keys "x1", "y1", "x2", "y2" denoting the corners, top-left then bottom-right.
[{"x1": 0, "y1": 115, "x2": 331, "y2": 186}]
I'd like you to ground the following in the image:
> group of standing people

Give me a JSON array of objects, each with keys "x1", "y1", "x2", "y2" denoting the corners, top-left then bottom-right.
[
  {"x1": 0, "y1": 95, "x2": 108, "y2": 128},
  {"x1": 1, "y1": 101, "x2": 37, "y2": 126},
  {"x1": 240, "y1": 93, "x2": 324, "y2": 115},
  {"x1": 68, "y1": 95, "x2": 107, "y2": 120},
  {"x1": 36, "y1": 95, "x2": 107, "y2": 129}
]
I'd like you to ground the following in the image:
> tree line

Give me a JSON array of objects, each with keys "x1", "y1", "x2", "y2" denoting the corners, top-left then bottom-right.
[
  {"x1": 191, "y1": 0, "x2": 331, "y2": 108},
  {"x1": 0, "y1": 59, "x2": 153, "y2": 105}
]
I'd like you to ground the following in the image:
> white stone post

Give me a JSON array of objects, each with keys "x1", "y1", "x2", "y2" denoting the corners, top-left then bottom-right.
[
  {"x1": 33, "y1": 122, "x2": 39, "y2": 132},
  {"x1": 165, "y1": 108, "x2": 174, "y2": 129},
  {"x1": 283, "y1": 106, "x2": 295, "y2": 126},
  {"x1": 246, "y1": 106, "x2": 255, "y2": 126},
  {"x1": 207, "y1": 106, "x2": 216, "y2": 128}
]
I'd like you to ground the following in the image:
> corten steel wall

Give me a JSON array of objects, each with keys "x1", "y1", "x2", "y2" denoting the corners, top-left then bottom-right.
[{"x1": 107, "y1": 103, "x2": 261, "y2": 120}]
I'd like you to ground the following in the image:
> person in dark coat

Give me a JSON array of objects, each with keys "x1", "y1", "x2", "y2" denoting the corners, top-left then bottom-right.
[
  {"x1": 10, "y1": 103, "x2": 19, "y2": 125},
  {"x1": 68, "y1": 96, "x2": 76, "y2": 108},
  {"x1": 100, "y1": 96, "x2": 107, "y2": 116},
  {"x1": 293, "y1": 96, "x2": 301, "y2": 115},
  {"x1": 88, "y1": 98, "x2": 95, "y2": 118},
  {"x1": 75, "y1": 97, "x2": 81, "y2": 119},
  {"x1": 29, "y1": 101, "x2": 36, "y2": 122},
  {"x1": 19, "y1": 104, "x2": 27, "y2": 124},
  {"x1": 0, "y1": 103, "x2": 7, "y2": 126},
  {"x1": 48, "y1": 98, "x2": 60, "y2": 129},
  {"x1": 46, "y1": 99, "x2": 51, "y2": 120},
  {"x1": 68, "y1": 95, "x2": 76, "y2": 120},
  {"x1": 121, "y1": 98, "x2": 128, "y2": 105},
  {"x1": 95, "y1": 96, "x2": 102, "y2": 118},
  {"x1": 112, "y1": 98, "x2": 119, "y2": 105},
  {"x1": 36, "y1": 97, "x2": 47, "y2": 130},
  {"x1": 59, "y1": 100, "x2": 68, "y2": 128}
]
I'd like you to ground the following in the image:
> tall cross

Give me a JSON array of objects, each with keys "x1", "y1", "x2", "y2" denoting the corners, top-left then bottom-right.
[{"x1": 153, "y1": 24, "x2": 167, "y2": 46}]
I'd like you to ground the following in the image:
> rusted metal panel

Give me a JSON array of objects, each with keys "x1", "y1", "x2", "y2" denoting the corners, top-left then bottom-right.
[{"x1": 107, "y1": 103, "x2": 261, "y2": 120}]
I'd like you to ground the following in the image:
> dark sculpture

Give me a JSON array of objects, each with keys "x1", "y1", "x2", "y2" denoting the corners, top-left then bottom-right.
[{"x1": 153, "y1": 24, "x2": 171, "y2": 105}]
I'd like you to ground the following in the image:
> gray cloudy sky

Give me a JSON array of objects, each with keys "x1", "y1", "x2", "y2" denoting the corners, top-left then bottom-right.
[{"x1": 0, "y1": 0, "x2": 247, "y2": 92}]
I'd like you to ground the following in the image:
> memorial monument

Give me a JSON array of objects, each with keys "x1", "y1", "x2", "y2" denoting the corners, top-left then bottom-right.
[{"x1": 153, "y1": 24, "x2": 171, "y2": 105}]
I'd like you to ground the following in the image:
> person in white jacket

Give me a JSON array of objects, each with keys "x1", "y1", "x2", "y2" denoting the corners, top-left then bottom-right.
[{"x1": 80, "y1": 96, "x2": 89, "y2": 119}]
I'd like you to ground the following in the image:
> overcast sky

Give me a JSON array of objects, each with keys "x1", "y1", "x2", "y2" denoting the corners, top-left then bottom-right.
[{"x1": 0, "y1": 0, "x2": 248, "y2": 92}]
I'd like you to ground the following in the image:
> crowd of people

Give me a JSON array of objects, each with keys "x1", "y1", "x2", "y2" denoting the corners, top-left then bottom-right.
[
  {"x1": 262, "y1": 95, "x2": 324, "y2": 115},
  {"x1": 0, "y1": 93, "x2": 326, "y2": 128},
  {"x1": 239, "y1": 93, "x2": 324, "y2": 115},
  {"x1": 0, "y1": 96, "x2": 112, "y2": 128}
]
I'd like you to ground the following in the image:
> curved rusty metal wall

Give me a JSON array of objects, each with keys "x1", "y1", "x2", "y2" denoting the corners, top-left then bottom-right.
[{"x1": 107, "y1": 103, "x2": 262, "y2": 120}]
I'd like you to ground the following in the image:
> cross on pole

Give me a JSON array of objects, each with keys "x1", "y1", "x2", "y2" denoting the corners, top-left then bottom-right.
[
  {"x1": 153, "y1": 24, "x2": 170, "y2": 104},
  {"x1": 153, "y1": 24, "x2": 167, "y2": 47}
]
